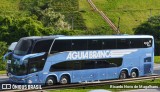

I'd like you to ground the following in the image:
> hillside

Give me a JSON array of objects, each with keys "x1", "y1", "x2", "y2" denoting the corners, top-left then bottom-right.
[
  {"x1": 0, "y1": 0, "x2": 160, "y2": 34},
  {"x1": 91, "y1": 0, "x2": 160, "y2": 34},
  {"x1": 79, "y1": 0, "x2": 113, "y2": 34},
  {"x1": 0, "y1": 0, "x2": 20, "y2": 16}
]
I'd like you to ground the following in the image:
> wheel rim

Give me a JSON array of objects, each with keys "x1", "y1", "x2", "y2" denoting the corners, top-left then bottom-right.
[
  {"x1": 60, "y1": 77, "x2": 68, "y2": 84},
  {"x1": 131, "y1": 72, "x2": 137, "y2": 78},
  {"x1": 47, "y1": 79, "x2": 54, "y2": 86}
]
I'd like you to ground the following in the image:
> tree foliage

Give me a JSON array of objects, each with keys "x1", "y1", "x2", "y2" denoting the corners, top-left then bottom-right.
[
  {"x1": 134, "y1": 16, "x2": 160, "y2": 40},
  {"x1": 19, "y1": 0, "x2": 86, "y2": 30},
  {"x1": 40, "y1": 8, "x2": 71, "y2": 30},
  {"x1": 0, "y1": 41, "x2": 7, "y2": 70},
  {"x1": 0, "y1": 16, "x2": 53, "y2": 44}
]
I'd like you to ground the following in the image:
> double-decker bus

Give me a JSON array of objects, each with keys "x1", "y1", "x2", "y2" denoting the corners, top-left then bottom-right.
[{"x1": 4, "y1": 35, "x2": 154, "y2": 85}]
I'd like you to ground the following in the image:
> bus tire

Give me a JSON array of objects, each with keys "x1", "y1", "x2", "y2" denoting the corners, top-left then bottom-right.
[
  {"x1": 60, "y1": 75, "x2": 70, "y2": 85},
  {"x1": 46, "y1": 76, "x2": 57, "y2": 86},
  {"x1": 119, "y1": 70, "x2": 128, "y2": 79},
  {"x1": 130, "y1": 70, "x2": 138, "y2": 78}
]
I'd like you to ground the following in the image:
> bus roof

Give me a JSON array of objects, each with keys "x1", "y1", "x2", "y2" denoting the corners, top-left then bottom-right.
[
  {"x1": 21, "y1": 35, "x2": 153, "y2": 40},
  {"x1": 55, "y1": 35, "x2": 153, "y2": 40}
]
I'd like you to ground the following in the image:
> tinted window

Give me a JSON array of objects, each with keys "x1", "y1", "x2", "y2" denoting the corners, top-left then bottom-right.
[
  {"x1": 81, "y1": 61, "x2": 95, "y2": 69},
  {"x1": 142, "y1": 38, "x2": 152, "y2": 48},
  {"x1": 50, "y1": 61, "x2": 75, "y2": 72},
  {"x1": 117, "y1": 39, "x2": 130, "y2": 49},
  {"x1": 28, "y1": 53, "x2": 47, "y2": 73},
  {"x1": 51, "y1": 40, "x2": 72, "y2": 53},
  {"x1": 49, "y1": 58, "x2": 122, "y2": 72},
  {"x1": 95, "y1": 61, "x2": 108, "y2": 68},
  {"x1": 50, "y1": 62, "x2": 67, "y2": 72},
  {"x1": 74, "y1": 61, "x2": 81, "y2": 70},
  {"x1": 72, "y1": 40, "x2": 87, "y2": 50},
  {"x1": 130, "y1": 39, "x2": 142, "y2": 48},
  {"x1": 102, "y1": 39, "x2": 116, "y2": 49},
  {"x1": 50, "y1": 61, "x2": 81, "y2": 72},
  {"x1": 14, "y1": 39, "x2": 33, "y2": 55},
  {"x1": 88, "y1": 39, "x2": 102, "y2": 50},
  {"x1": 32, "y1": 40, "x2": 53, "y2": 53},
  {"x1": 105, "y1": 58, "x2": 122, "y2": 67}
]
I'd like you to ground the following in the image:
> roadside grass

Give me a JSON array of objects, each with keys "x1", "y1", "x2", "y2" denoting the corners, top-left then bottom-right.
[
  {"x1": 48, "y1": 79, "x2": 160, "y2": 92},
  {"x1": 0, "y1": 71, "x2": 6, "y2": 75},
  {"x1": 92, "y1": 0, "x2": 160, "y2": 34},
  {"x1": 154, "y1": 56, "x2": 160, "y2": 64}
]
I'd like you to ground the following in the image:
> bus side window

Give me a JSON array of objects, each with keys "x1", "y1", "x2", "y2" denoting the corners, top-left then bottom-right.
[
  {"x1": 88, "y1": 39, "x2": 102, "y2": 50},
  {"x1": 117, "y1": 39, "x2": 130, "y2": 49},
  {"x1": 32, "y1": 40, "x2": 53, "y2": 53},
  {"x1": 74, "y1": 61, "x2": 81, "y2": 70},
  {"x1": 72, "y1": 40, "x2": 88, "y2": 50},
  {"x1": 51, "y1": 40, "x2": 72, "y2": 54},
  {"x1": 95, "y1": 61, "x2": 107, "y2": 68},
  {"x1": 130, "y1": 39, "x2": 142, "y2": 48},
  {"x1": 81, "y1": 61, "x2": 95, "y2": 69},
  {"x1": 102, "y1": 39, "x2": 116, "y2": 49},
  {"x1": 107, "y1": 58, "x2": 123, "y2": 67}
]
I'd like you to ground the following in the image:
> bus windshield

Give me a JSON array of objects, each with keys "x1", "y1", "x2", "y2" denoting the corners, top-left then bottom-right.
[
  {"x1": 10, "y1": 58, "x2": 28, "y2": 76},
  {"x1": 14, "y1": 39, "x2": 33, "y2": 55}
]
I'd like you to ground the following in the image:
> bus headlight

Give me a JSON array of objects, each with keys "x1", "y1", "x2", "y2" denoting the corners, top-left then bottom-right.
[{"x1": 28, "y1": 80, "x2": 32, "y2": 84}]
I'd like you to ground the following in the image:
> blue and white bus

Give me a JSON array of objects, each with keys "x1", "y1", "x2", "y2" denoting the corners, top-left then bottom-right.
[{"x1": 4, "y1": 35, "x2": 154, "y2": 85}]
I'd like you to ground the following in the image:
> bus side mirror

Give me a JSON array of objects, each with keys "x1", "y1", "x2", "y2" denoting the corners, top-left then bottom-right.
[{"x1": 8, "y1": 42, "x2": 17, "y2": 51}]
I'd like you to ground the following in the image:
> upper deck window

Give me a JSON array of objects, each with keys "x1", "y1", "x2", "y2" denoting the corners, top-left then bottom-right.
[
  {"x1": 88, "y1": 39, "x2": 102, "y2": 50},
  {"x1": 14, "y1": 39, "x2": 33, "y2": 55},
  {"x1": 51, "y1": 40, "x2": 72, "y2": 53},
  {"x1": 32, "y1": 39, "x2": 53, "y2": 53},
  {"x1": 72, "y1": 39, "x2": 88, "y2": 50}
]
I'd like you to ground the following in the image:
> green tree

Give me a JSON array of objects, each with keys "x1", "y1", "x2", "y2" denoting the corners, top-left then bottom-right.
[
  {"x1": 0, "y1": 41, "x2": 7, "y2": 70},
  {"x1": 134, "y1": 16, "x2": 160, "y2": 55},
  {"x1": 20, "y1": 0, "x2": 72, "y2": 30},
  {"x1": 0, "y1": 16, "x2": 53, "y2": 44},
  {"x1": 41, "y1": 8, "x2": 71, "y2": 30}
]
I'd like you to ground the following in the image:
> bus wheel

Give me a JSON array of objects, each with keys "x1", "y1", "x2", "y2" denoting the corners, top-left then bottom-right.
[
  {"x1": 119, "y1": 71, "x2": 127, "y2": 79},
  {"x1": 130, "y1": 70, "x2": 138, "y2": 78},
  {"x1": 46, "y1": 76, "x2": 56, "y2": 86},
  {"x1": 60, "y1": 75, "x2": 70, "y2": 85}
]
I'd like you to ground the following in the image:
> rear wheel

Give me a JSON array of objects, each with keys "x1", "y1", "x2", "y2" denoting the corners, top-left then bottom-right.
[
  {"x1": 130, "y1": 70, "x2": 138, "y2": 78},
  {"x1": 46, "y1": 76, "x2": 56, "y2": 86},
  {"x1": 60, "y1": 75, "x2": 70, "y2": 85},
  {"x1": 119, "y1": 71, "x2": 128, "y2": 79}
]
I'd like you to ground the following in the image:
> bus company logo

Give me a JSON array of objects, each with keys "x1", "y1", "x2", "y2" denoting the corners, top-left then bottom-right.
[
  {"x1": 66, "y1": 51, "x2": 111, "y2": 60},
  {"x1": 144, "y1": 40, "x2": 151, "y2": 47},
  {"x1": 66, "y1": 49, "x2": 138, "y2": 60},
  {"x1": 2, "y1": 84, "x2": 11, "y2": 89}
]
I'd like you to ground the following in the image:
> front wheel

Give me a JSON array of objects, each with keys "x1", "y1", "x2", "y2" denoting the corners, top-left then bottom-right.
[{"x1": 119, "y1": 71, "x2": 128, "y2": 79}]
